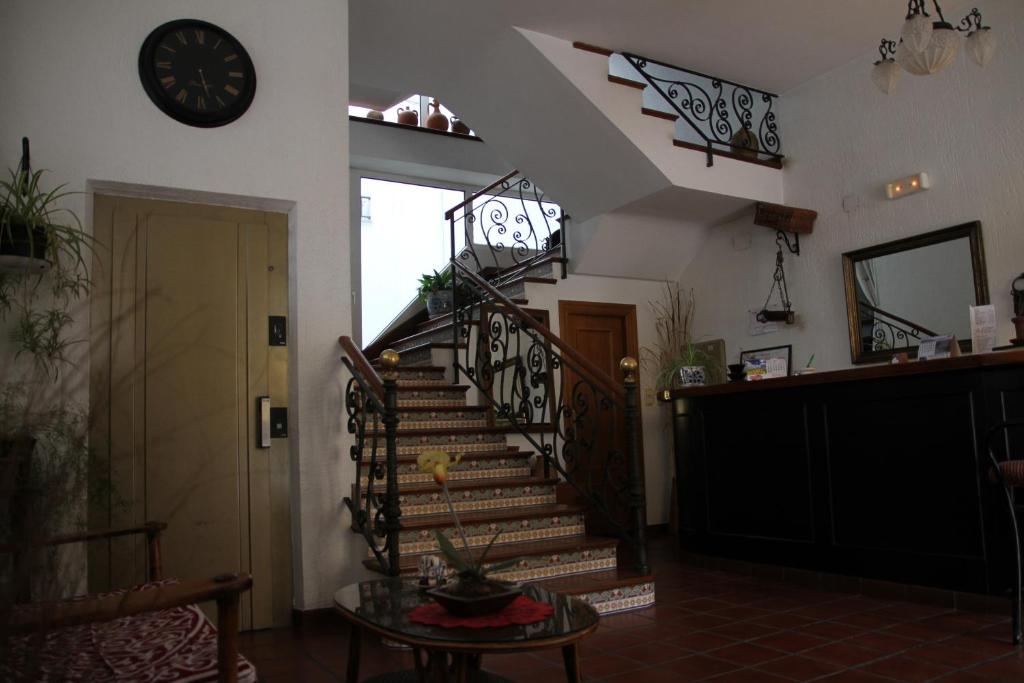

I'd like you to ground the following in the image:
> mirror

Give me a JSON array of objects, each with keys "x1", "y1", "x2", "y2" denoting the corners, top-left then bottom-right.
[{"x1": 842, "y1": 222, "x2": 989, "y2": 364}]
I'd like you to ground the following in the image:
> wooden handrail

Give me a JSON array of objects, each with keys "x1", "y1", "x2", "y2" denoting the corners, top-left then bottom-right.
[
  {"x1": 444, "y1": 169, "x2": 520, "y2": 220},
  {"x1": 339, "y1": 335, "x2": 385, "y2": 401},
  {"x1": 452, "y1": 261, "x2": 625, "y2": 401},
  {"x1": 0, "y1": 521, "x2": 167, "y2": 554}
]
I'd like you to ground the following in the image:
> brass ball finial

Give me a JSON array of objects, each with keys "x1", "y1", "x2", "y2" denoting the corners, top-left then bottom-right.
[
  {"x1": 620, "y1": 356, "x2": 638, "y2": 384},
  {"x1": 379, "y1": 349, "x2": 400, "y2": 372}
]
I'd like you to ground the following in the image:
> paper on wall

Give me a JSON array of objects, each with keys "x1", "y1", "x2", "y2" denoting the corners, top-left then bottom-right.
[
  {"x1": 748, "y1": 310, "x2": 777, "y2": 336},
  {"x1": 970, "y1": 304, "x2": 997, "y2": 354}
]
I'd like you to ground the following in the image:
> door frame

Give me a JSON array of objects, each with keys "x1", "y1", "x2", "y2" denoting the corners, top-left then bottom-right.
[{"x1": 556, "y1": 299, "x2": 646, "y2": 494}]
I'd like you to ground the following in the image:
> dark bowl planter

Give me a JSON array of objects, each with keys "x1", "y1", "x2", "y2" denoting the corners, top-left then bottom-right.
[
  {"x1": 0, "y1": 218, "x2": 50, "y2": 273},
  {"x1": 426, "y1": 580, "x2": 521, "y2": 617}
]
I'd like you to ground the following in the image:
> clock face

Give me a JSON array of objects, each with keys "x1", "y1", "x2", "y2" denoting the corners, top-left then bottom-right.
[{"x1": 138, "y1": 19, "x2": 256, "y2": 127}]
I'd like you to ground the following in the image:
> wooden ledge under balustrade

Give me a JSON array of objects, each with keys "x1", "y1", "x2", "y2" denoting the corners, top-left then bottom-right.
[{"x1": 661, "y1": 348, "x2": 1024, "y2": 599}]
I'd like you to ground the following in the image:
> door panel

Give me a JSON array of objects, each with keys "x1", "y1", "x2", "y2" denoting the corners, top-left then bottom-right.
[
  {"x1": 557, "y1": 301, "x2": 642, "y2": 537},
  {"x1": 90, "y1": 195, "x2": 291, "y2": 629}
]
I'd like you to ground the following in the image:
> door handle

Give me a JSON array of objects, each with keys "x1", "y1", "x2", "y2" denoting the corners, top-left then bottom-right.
[{"x1": 258, "y1": 396, "x2": 271, "y2": 448}]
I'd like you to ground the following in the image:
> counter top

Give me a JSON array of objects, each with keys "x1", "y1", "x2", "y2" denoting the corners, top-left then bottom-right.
[{"x1": 661, "y1": 348, "x2": 1024, "y2": 400}]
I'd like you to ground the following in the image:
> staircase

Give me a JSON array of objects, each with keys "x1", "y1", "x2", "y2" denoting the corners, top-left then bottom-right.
[{"x1": 341, "y1": 171, "x2": 655, "y2": 615}]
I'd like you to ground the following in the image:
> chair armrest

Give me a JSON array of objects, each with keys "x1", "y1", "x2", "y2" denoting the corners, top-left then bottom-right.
[{"x1": 3, "y1": 573, "x2": 252, "y2": 636}]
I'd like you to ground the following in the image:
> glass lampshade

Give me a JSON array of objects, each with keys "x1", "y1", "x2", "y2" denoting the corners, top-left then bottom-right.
[
  {"x1": 871, "y1": 59, "x2": 901, "y2": 94},
  {"x1": 966, "y1": 27, "x2": 997, "y2": 66},
  {"x1": 896, "y1": 23, "x2": 960, "y2": 75},
  {"x1": 900, "y1": 12, "x2": 934, "y2": 54}
]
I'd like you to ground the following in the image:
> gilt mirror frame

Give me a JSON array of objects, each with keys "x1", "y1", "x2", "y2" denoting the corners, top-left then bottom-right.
[{"x1": 842, "y1": 221, "x2": 989, "y2": 365}]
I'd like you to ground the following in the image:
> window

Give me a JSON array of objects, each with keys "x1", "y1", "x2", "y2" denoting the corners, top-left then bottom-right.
[
  {"x1": 349, "y1": 95, "x2": 473, "y2": 135},
  {"x1": 360, "y1": 178, "x2": 465, "y2": 343}
]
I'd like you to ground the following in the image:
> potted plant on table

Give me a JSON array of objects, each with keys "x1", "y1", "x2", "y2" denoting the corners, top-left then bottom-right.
[
  {"x1": 416, "y1": 450, "x2": 522, "y2": 616},
  {"x1": 418, "y1": 268, "x2": 454, "y2": 319}
]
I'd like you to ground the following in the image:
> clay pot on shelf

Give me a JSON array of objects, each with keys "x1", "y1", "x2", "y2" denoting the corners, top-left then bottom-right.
[
  {"x1": 426, "y1": 100, "x2": 449, "y2": 132},
  {"x1": 365, "y1": 109, "x2": 384, "y2": 121},
  {"x1": 450, "y1": 117, "x2": 471, "y2": 135},
  {"x1": 396, "y1": 107, "x2": 418, "y2": 126},
  {"x1": 729, "y1": 127, "x2": 760, "y2": 161}
]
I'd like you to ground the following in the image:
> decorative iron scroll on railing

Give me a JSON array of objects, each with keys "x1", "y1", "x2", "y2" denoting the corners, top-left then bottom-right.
[
  {"x1": 339, "y1": 336, "x2": 401, "y2": 576},
  {"x1": 621, "y1": 52, "x2": 783, "y2": 168},
  {"x1": 449, "y1": 261, "x2": 649, "y2": 574},
  {"x1": 858, "y1": 302, "x2": 937, "y2": 352},
  {"x1": 444, "y1": 169, "x2": 568, "y2": 283}
]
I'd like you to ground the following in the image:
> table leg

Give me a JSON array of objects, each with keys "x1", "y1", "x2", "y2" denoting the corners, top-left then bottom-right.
[
  {"x1": 412, "y1": 647, "x2": 427, "y2": 683},
  {"x1": 452, "y1": 653, "x2": 469, "y2": 683},
  {"x1": 468, "y1": 654, "x2": 482, "y2": 671},
  {"x1": 562, "y1": 642, "x2": 581, "y2": 683},
  {"x1": 346, "y1": 625, "x2": 361, "y2": 683}
]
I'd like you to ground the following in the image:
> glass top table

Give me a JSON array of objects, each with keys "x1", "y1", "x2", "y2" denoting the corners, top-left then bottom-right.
[{"x1": 334, "y1": 578, "x2": 599, "y2": 682}]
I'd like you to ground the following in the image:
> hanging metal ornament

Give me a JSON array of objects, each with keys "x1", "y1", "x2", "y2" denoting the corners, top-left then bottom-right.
[{"x1": 756, "y1": 231, "x2": 798, "y2": 325}]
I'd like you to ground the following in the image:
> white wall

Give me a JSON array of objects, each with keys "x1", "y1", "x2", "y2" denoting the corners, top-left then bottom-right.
[
  {"x1": 679, "y1": 3, "x2": 1024, "y2": 371},
  {"x1": 0, "y1": 0, "x2": 352, "y2": 609}
]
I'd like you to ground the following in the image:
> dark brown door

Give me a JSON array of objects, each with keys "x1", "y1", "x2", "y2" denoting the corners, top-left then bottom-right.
[{"x1": 557, "y1": 301, "x2": 643, "y2": 536}]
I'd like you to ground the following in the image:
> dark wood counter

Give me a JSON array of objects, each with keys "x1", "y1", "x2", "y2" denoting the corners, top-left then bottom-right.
[{"x1": 663, "y1": 350, "x2": 1024, "y2": 595}]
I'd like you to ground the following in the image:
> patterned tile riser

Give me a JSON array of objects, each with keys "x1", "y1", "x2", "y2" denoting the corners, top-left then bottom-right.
[
  {"x1": 395, "y1": 410, "x2": 484, "y2": 423},
  {"x1": 576, "y1": 583, "x2": 656, "y2": 615},
  {"x1": 391, "y1": 419, "x2": 489, "y2": 430},
  {"x1": 396, "y1": 400, "x2": 468, "y2": 409},
  {"x1": 395, "y1": 324, "x2": 471, "y2": 353},
  {"x1": 397, "y1": 547, "x2": 618, "y2": 582},
  {"x1": 390, "y1": 368, "x2": 446, "y2": 380},
  {"x1": 395, "y1": 390, "x2": 468, "y2": 402},
  {"x1": 359, "y1": 463, "x2": 531, "y2": 487},
  {"x1": 395, "y1": 379, "x2": 449, "y2": 387},
  {"x1": 399, "y1": 490, "x2": 556, "y2": 517},
  {"x1": 391, "y1": 515, "x2": 586, "y2": 555},
  {"x1": 396, "y1": 442, "x2": 509, "y2": 457},
  {"x1": 393, "y1": 346, "x2": 433, "y2": 366},
  {"x1": 394, "y1": 433, "x2": 507, "y2": 456}
]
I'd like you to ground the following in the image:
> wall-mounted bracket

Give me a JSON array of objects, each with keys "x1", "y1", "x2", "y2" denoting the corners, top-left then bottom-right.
[{"x1": 777, "y1": 230, "x2": 800, "y2": 256}]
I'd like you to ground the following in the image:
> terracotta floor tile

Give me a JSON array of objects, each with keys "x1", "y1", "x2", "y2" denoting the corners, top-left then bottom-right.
[
  {"x1": 816, "y1": 671, "x2": 899, "y2": 682},
  {"x1": 756, "y1": 654, "x2": 845, "y2": 681},
  {"x1": 860, "y1": 654, "x2": 955, "y2": 682},
  {"x1": 666, "y1": 630, "x2": 738, "y2": 653},
  {"x1": 802, "y1": 642, "x2": 887, "y2": 667},
  {"x1": 844, "y1": 630, "x2": 920, "y2": 653},
  {"x1": 752, "y1": 612, "x2": 817, "y2": 630},
  {"x1": 967, "y1": 652, "x2": 1024, "y2": 680},
  {"x1": 665, "y1": 654, "x2": 740, "y2": 679},
  {"x1": 903, "y1": 643, "x2": 996, "y2": 669},
  {"x1": 709, "y1": 642, "x2": 785, "y2": 666},
  {"x1": 752, "y1": 631, "x2": 830, "y2": 654},
  {"x1": 705, "y1": 668, "x2": 794, "y2": 682},
  {"x1": 616, "y1": 640, "x2": 689, "y2": 666},
  {"x1": 795, "y1": 620, "x2": 864, "y2": 641},
  {"x1": 710, "y1": 620, "x2": 778, "y2": 641}
]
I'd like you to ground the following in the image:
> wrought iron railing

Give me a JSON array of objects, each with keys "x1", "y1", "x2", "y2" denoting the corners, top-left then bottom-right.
[
  {"x1": 339, "y1": 336, "x2": 401, "y2": 576},
  {"x1": 449, "y1": 262, "x2": 649, "y2": 574},
  {"x1": 619, "y1": 52, "x2": 782, "y2": 167},
  {"x1": 858, "y1": 302, "x2": 937, "y2": 352},
  {"x1": 444, "y1": 170, "x2": 568, "y2": 283}
]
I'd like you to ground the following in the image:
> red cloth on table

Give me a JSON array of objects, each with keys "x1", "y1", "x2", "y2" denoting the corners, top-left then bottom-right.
[{"x1": 408, "y1": 595, "x2": 554, "y2": 628}]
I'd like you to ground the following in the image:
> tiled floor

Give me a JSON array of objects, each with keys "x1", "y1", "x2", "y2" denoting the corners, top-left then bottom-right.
[{"x1": 241, "y1": 534, "x2": 1024, "y2": 682}]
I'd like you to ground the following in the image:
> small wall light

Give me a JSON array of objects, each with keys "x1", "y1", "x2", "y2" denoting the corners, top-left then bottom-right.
[{"x1": 886, "y1": 172, "x2": 930, "y2": 200}]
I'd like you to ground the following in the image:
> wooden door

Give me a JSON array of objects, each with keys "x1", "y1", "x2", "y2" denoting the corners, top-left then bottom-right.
[
  {"x1": 89, "y1": 195, "x2": 291, "y2": 630},
  {"x1": 557, "y1": 301, "x2": 642, "y2": 536}
]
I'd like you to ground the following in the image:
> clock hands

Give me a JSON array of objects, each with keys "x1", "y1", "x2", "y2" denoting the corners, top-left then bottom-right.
[{"x1": 198, "y1": 68, "x2": 211, "y2": 97}]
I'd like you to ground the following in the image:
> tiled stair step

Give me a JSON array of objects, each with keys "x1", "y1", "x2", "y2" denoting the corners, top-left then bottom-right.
[
  {"x1": 532, "y1": 568, "x2": 656, "y2": 615},
  {"x1": 371, "y1": 364, "x2": 447, "y2": 380},
  {"x1": 379, "y1": 344, "x2": 434, "y2": 368},
  {"x1": 393, "y1": 430, "x2": 507, "y2": 456},
  {"x1": 397, "y1": 476, "x2": 557, "y2": 516},
  {"x1": 369, "y1": 536, "x2": 619, "y2": 583},
  {"x1": 395, "y1": 405, "x2": 488, "y2": 423},
  {"x1": 389, "y1": 339, "x2": 468, "y2": 361},
  {"x1": 393, "y1": 385, "x2": 468, "y2": 409},
  {"x1": 392, "y1": 504, "x2": 586, "y2": 555},
  {"x1": 358, "y1": 449, "x2": 533, "y2": 487},
  {"x1": 392, "y1": 320, "x2": 479, "y2": 354},
  {"x1": 416, "y1": 298, "x2": 528, "y2": 335}
]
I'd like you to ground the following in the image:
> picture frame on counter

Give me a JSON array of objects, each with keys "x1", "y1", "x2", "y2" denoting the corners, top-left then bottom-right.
[{"x1": 740, "y1": 344, "x2": 792, "y2": 380}]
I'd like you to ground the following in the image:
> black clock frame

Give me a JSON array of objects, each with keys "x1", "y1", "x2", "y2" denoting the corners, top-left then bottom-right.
[{"x1": 138, "y1": 19, "x2": 256, "y2": 128}]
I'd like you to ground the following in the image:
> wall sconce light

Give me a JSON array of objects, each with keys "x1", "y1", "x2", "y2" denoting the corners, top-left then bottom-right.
[{"x1": 886, "y1": 172, "x2": 930, "y2": 199}]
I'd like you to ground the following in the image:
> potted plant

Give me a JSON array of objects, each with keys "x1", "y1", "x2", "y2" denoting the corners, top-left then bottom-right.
[
  {"x1": 418, "y1": 268, "x2": 454, "y2": 318},
  {"x1": 0, "y1": 154, "x2": 101, "y2": 602},
  {"x1": 643, "y1": 282, "x2": 717, "y2": 390},
  {"x1": 416, "y1": 450, "x2": 521, "y2": 616}
]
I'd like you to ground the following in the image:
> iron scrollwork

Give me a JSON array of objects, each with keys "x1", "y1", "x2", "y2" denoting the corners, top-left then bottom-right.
[{"x1": 622, "y1": 52, "x2": 783, "y2": 167}]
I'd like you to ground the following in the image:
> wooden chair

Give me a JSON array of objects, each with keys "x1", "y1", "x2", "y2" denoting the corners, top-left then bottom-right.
[
  {"x1": 1, "y1": 521, "x2": 255, "y2": 682},
  {"x1": 987, "y1": 420, "x2": 1024, "y2": 645}
]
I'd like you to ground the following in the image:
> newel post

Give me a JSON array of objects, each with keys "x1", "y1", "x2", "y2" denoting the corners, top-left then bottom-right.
[
  {"x1": 620, "y1": 356, "x2": 649, "y2": 575},
  {"x1": 379, "y1": 348, "x2": 402, "y2": 576}
]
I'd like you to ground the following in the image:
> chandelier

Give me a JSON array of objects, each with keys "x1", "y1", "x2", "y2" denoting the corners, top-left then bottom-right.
[{"x1": 871, "y1": 1, "x2": 996, "y2": 94}]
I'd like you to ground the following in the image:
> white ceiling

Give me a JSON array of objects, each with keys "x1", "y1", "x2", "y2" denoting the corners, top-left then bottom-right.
[
  {"x1": 498, "y1": 0, "x2": 983, "y2": 93},
  {"x1": 352, "y1": 0, "x2": 976, "y2": 95}
]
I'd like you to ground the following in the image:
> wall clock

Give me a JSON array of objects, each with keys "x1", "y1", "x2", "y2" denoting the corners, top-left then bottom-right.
[{"x1": 138, "y1": 19, "x2": 256, "y2": 128}]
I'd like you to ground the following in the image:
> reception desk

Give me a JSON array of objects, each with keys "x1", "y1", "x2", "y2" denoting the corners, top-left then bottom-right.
[{"x1": 664, "y1": 350, "x2": 1024, "y2": 595}]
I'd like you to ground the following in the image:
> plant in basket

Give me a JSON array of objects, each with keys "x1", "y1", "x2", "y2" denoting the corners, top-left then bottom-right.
[{"x1": 416, "y1": 449, "x2": 522, "y2": 616}]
